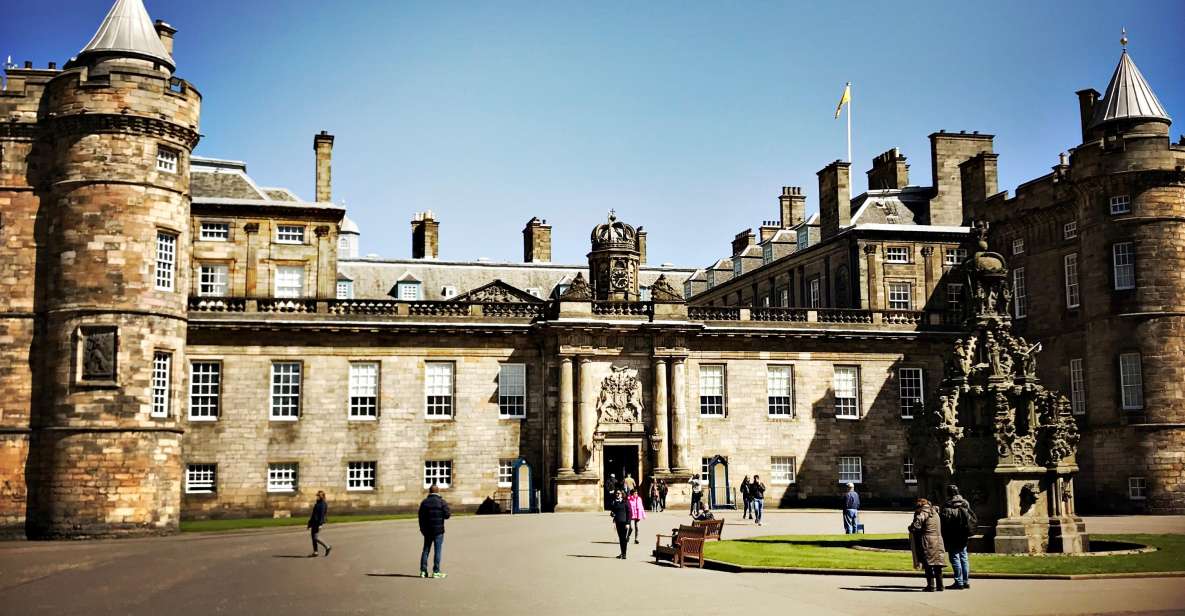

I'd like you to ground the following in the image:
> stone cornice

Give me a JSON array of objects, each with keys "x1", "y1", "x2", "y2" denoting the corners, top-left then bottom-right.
[{"x1": 44, "y1": 112, "x2": 200, "y2": 149}]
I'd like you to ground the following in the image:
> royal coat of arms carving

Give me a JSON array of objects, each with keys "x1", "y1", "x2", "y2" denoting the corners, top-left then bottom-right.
[{"x1": 595, "y1": 365, "x2": 644, "y2": 424}]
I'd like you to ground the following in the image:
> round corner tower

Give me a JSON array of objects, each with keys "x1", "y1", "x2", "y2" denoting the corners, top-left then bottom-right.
[
  {"x1": 1068, "y1": 43, "x2": 1185, "y2": 514},
  {"x1": 26, "y1": 0, "x2": 201, "y2": 537}
]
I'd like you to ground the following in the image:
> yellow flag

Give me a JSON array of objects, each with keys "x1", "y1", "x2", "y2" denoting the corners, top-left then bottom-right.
[{"x1": 834, "y1": 82, "x2": 851, "y2": 119}]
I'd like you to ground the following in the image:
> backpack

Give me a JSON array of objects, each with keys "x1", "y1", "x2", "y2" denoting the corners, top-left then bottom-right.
[{"x1": 941, "y1": 501, "x2": 977, "y2": 536}]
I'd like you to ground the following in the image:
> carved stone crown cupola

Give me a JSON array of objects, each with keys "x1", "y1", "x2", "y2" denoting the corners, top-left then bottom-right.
[{"x1": 588, "y1": 210, "x2": 641, "y2": 301}]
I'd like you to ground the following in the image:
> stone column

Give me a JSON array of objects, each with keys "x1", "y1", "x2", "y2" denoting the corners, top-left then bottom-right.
[
  {"x1": 577, "y1": 357, "x2": 594, "y2": 474},
  {"x1": 921, "y1": 245, "x2": 936, "y2": 310},
  {"x1": 558, "y1": 356, "x2": 575, "y2": 475},
  {"x1": 863, "y1": 244, "x2": 878, "y2": 310},
  {"x1": 652, "y1": 358, "x2": 670, "y2": 473},
  {"x1": 244, "y1": 222, "x2": 259, "y2": 296},
  {"x1": 670, "y1": 357, "x2": 690, "y2": 472}
]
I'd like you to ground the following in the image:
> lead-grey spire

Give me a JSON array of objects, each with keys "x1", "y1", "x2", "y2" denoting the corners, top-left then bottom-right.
[
  {"x1": 1089, "y1": 32, "x2": 1171, "y2": 128},
  {"x1": 76, "y1": 0, "x2": 175, "y2": 71}
]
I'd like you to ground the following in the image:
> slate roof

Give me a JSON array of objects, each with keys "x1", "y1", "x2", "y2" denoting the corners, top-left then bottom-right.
[
  {"x1": 77, "y1": 0, "x2": 175, "y2": 70},
  {"x1": 1090, "y1": 50, "x2": 1171, "y2": 127}
]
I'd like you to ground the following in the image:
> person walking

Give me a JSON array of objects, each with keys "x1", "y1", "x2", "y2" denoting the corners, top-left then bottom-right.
[
  {"x1": 604, "y1": 473, "x2": 618, "y2": 509},
  {"x1": 843, "y1": 483, "x2": 861, "y2": 534},
  {"x1": 658, "y1": 480, "x2": 668, "y2": 512},
  {"x1": 622, "y1": 472, "x2": 637, "y2": 495},
  {"x1": 750, "y1": 475, "x2": 766, "y2": 526},
  {"x1": 627, "y1": 488, "x2": 646, "y2": 544},
  {"x1": 740, "y1": 476, "x2": 752, "y2": 520},
  {"x1": 306, "y1": 490, "x2": 332, "y2": 558},
  {"x1": 608, "y1": 490, "x2": 631, "y2": 559},
  {"x1": 418, "y1": 484, "x2": 451, "y2": 579},
  {"x1": 909, "y1": 498, "x2": 947, "y2": 592},
  {"x1": 940, "y1": 484, "x2": 977, "y2": 590},
  {"x1": 649, "y1": 481, "x2": 661, "y2": 513},
  {"x1": 688, "y1": 476, "x2": 704, "y2": 517}
]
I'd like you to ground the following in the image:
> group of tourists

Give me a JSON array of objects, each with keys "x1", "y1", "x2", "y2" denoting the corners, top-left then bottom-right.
[
  {"x1": 910, "y1": 484, "x2": 977, "y2": 591},
  {"x1": 604, "y1": 473, "x2": 648, "y2": 559}
]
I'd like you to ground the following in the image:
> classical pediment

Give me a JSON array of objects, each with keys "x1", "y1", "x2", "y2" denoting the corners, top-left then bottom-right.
[{"x1": 450, "y1": 279, "x2": 544, "y2": 303}]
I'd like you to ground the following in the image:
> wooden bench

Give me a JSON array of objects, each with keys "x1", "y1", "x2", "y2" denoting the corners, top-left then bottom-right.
[
  {"x1": 692, "y1": 518, "x2": 724, "y2": 541},
  {"x1": 654, "y1": 524, "x2": 706, "y2": 568}
]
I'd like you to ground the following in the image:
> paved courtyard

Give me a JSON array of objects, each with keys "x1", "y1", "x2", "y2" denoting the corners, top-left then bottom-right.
[{"x1": 2, "y1": 510, "x2": 1183, "y2": 615}]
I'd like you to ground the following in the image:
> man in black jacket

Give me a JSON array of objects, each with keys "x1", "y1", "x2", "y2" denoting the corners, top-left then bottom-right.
[
  {"x1": 607, "y1": 490, "x2": 631, "y2": 559},
  {"x1": 307, "y1": 491, "x2": 331, "y2": 557},
  {"x1": 940, "y1": 484, "x2": 977, "y2": 590},
  {"x1": 418, "y1": 484, "x2": 451, "y2": 578}
]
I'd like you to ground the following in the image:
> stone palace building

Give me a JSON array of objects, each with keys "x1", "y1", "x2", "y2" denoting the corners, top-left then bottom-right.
[{"x1": 0, "y1": 0, "x2": 1181, "y2": 537}]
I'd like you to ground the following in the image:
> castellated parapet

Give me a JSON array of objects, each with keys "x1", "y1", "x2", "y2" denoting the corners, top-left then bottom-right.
[{"x1": 23, "y1": 51, "x2": 202, "y2": 537}]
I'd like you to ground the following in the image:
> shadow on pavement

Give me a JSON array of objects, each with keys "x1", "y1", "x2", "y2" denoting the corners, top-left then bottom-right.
[
  {"x1": 589, "y1": 541, "x2": 618, "y2": 545},
  {"x1": 272, "y1": 554, "x2": 313, "y2": 559},
  {"x1": 566, "y1": 554, "x2": 618, "y2": 559},
  {"x1": 840, "y1": 585, "x2": 924, "y2": 592},
  {"x1": 365, "y1": 573, "x2": 424, "y2": 579}
]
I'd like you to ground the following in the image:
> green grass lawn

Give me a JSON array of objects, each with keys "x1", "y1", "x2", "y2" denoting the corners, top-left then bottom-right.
[
  {"x1": 704, "y1": 534, "x2": 1185, "y2": 575},
  {"x1": 180, "y1": 513, "x2": 420, "y2": 533}
]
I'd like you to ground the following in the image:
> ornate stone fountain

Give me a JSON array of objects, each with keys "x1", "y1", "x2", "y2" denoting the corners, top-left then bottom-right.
[{"x1": 910, "y1": 222, "x2": 1089, "y2": 554}]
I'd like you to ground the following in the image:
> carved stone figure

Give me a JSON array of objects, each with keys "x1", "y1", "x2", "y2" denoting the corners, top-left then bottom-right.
[
  {"x1": 595, "y1": 365, "x2": 644, "y2": 424},
  {"x1": 649, "y1": 274, "x2": 683, "y2": 303},
  {"x1": 82, "y1": 328, "x2": 116, "y2": 380},
  {"x1": 559, "y1": 272, "x2": 593, "y2": 301}
]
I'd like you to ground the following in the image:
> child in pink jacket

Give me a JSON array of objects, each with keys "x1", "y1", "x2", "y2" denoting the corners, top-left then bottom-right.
[{"x1": 627, "y1": 489, "x2": 647, "y2": 544}]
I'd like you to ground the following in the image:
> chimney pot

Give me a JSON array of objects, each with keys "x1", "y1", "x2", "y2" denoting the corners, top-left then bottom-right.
[
  {"x1": 23, "y1": 61, "x2": 32, "y2": 69},
  {"x1": 153, "y1": 20, "x2": 176, "y2": 55},
  {"x1": 47, "y1": 62, "x2": 56, "y2": 69}
]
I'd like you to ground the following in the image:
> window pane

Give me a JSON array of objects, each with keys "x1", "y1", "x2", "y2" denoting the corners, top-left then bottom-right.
[
  {"x1": 1013, "y1": 267, "x2": 1027, "y2": 318},
  {"x1": 198, "y1": 264, "x2": 229, "y2": 297},
  {"x1": 1119, "y1": 353, "x2": 1143, "y2": 409},
  {"x1": 888, "y1": 282, "x2": 912, "y2": 310},
  {"x1": 767, "y1": 366, "x2": 792, "y2": 417},
  {"x1": 838, "y1": 456, "x2": 863, "y2": 483},
  {"x1": 1113, "y1": 243, "x2": 1135, "y2": 290},
  {"x1": 349, "y1": 362, "x2": 379, "y2": 418},
  {"x1": 834, "y1": 366, "x2": 859, "y2": 418},
  {"x1": 336, "y1": 280, "x2": 353, "y2": 299},
  {"x1": 151, "y1": 352, "x2": 171, "y2": 418},
  {"x1": 200, "y1": 222, "x2": 229, "y2": 241},
  {"x1": 271, "y1": 362, "x2": 301, "y2": 419},
  {"x1": 498, "y1": 459, "x2": 514, "y2": 487},
  {"x1": 885, "y1": 247, "x2": 909, "y2": 263},
  {"x1": 424, "y1": 460, "x2": 453, "y2": 488},
  {"x1": 155, "y1": 232, "x2": 176, "y2": 291},
  {"x1": 275, "y1": 266, "x2": 304, "y2": 298},
  {"x1": 1069, "y1": 358, "x2": 1086, "y2": 416},
  {"x1": 903, "y1": 456, "x2": 917, "y2": 483},
  {"x1": 276, "y1": 225, "x2": 305, "y2": 243},
  {"x1": 267, "y1": 463, "x2": 298, "y2": 492},
  {"x1": 348, "y1": 461, "x2": 377, "y2": 490},
  {"x1": 699, "y1": 365, "x2": 725, "y2": 416},
  {"x1": 1064, "y1": 253, "x2": 1080, "y2": 308},
  {"x1": 771, "y1": 456, "x2": 796, "y2": 484},
  {"x1": 426, "y1": 362, "x2": 453, "y2": 417},
  {"x1": 898, "y1": 368, "x2": 923, "y2": 418},
  {"x1": 499, "y1": 364, "x2": 527, "y2": 418},
  {"x1": 186, "y1": 464, "x2": 216, "y2": 494},
  {"x1": 189, "y1": 361, "x2": 221, "y2": 419}
]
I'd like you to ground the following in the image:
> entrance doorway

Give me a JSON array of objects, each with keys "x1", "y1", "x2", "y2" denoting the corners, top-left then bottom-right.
[{"x1": 603, "y1": 444, "x2": 639, "y2": 507}]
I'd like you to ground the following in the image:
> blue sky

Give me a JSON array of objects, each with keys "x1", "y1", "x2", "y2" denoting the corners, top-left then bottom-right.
[{"x1": 4, "y1": 1, "x2": 1183, "y2": 266}]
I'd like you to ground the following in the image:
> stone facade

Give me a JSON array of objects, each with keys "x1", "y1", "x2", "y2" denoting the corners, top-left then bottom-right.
[{"x1": 1, "y1": 1, "x2": 1181, "y2": 538}]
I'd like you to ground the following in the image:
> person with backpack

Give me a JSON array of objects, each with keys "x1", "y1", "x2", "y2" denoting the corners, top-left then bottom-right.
[
  {"x1": 940, "y1": 484, "x2": 977, "y2": 589},
  {"x1": 740, "y1": 476, "x2": 753, "y2": 520}
]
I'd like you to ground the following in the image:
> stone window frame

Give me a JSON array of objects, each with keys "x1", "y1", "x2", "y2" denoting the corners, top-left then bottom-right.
[
  {"x1": 838, "y1": 455, "x2": 863, "y2": 484},
  {"x1": 155, "y1": 145, "x2": 179, "y2": 173},
  {"x1": 886, "y1": 280, "x2": 913, "y2": 311},
  {"x1": 197, "y1": 262, "x2": 230, "y2": 297},
  {"x1": 898, "y1": 367, "x2": 924, "y2": 419},
  {"x1": 697, "y1": 364, "x2": 727, "y2": 418},
  {"x1": 424, "y1": 460, "x2": 453, "y2": 489},
  {"x1": 1128, "y1": 476, "x2": 1147, "y2": 500},
  {"x1": 1012, "y1": 267, "x2": 1027, "y2": 319},
  {"x1": 770, "y1": 456, "x2": 796, "y2": 485},
  {"x1": 155, "y1": 231, "x2": 177, "y2": 291},
  {"x1": 833, "y1": 365, "x2": 861, "y2": 420},
  {"x1": 1109, "y1": 194, "x2": 1131, "y2": 215},
  {"x1": 198, "y1": 221, "x2": 231, "y2": 242},
  {"x1": 884, "y1": 246, "x2": 910, "y2": 264},
  {"x1": 188, "y1": 360, "x2": 221, "y2": 421},
  {"x1": 1064, "y1": 253, "x2": 1081, "y2": 309},
  {"x1": 902, "y1": 456, "x2": 917, "y2": 484},
  {"x1": 185, "y1": 464, "x2": 217, "y2": 494},
  {"x1": 1118, "y1": 352, "x2": 1144, "y2": 411},
  {"x1": 425, "y1": 361, "x2": 455, "y2": 420},
  {"x1": 498, "y1": 459, "x2": 515, "y2": 488},
  {"x1": 151, "y1": 350, "x2": 172, "y2": 419},
  {"x1": 275, "y1": 224, "x2": 306, "y2": 245},
  {"x1": 267, "y1": 462, "x2": 299, "y2": 493},
  {"x1": 270, "y1": 361, "x2": 302, "y2": 421},
  {"x1": 498, "y1": 363, "x2": 527, "y2": 419},
  {"x1": 347, "y1": 461, "x2": 377, "y2": 491},
  {"x1": 348, "y1": 361, "x2": 380, "y2": 420},
  {"x1": 1069, "y1": 358, "x2": 1086, "y2": 416},
  {"x1": 766, "y1": 364, "x2": 794, "y2": 418},
  {"x1": 1112, "y1": 242, "x2": 1136, "y2": 291}
]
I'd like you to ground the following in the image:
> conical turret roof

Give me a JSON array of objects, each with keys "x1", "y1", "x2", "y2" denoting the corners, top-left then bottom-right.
[
  {"x1": 76, "y1": 0, "x2": 175, "y2": 70},
  {"x1": 1090, "y1": 50, "x2": 1170, "y2": 128}
]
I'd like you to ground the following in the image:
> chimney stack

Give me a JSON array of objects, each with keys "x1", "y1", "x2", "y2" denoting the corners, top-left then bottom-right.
[
  {"x1": 636, "y1": 227, "x2": 647, "y2": 264},
  {"x1": 313, "y1": 131, "x2": 334, "y2": 203},
  {"x1": 818, "y1": 161, "x2": 852, "y2": 240},
  {"x1": 523, "y1": 217, "x2": 552, "y2": 263},
  {"x1": 779, "y1": 186, "x2": 806, "y2": 228},
  {"x1": 958, "y1": 152, "x2": 999, "y2": 219},
  {"x1": 867, "y1": 147, "x2": 909, "y2": 190},
  {"x1": 153, "y1": 20, "x2": 177, "y2": 56},
  {"x1": 1076, "y1": 89, "x2": 1101, "y2": 143},
  {"x1": 928, "y1": 131, "x2": 994, "y2": 226},
  {"x1": 731, "y1": 229, "x2": 756, "y2": 256},
  {"x1": 411, "y1": 211, "x2": 439, "y2": 259}
]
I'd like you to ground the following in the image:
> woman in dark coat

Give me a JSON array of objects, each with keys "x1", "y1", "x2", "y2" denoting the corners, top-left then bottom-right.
[
  {"x1": 909, "y1": 498, "x2": 946, "y2": 591},
  {"x1": 608, "y1": 490, "x2": 632, "y2": 559},
  {"x1": 740, "y1": 476, "x2": 752, "y2": 519},
  {"x1": 307, "y1": 490, "x2": 331, "y2": 557}
]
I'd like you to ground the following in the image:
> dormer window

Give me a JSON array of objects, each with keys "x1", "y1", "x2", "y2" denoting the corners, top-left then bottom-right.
[
  {"x1": 706, "y1": 271, "x2": 716, "y2": 289},
  {"x1": 397, "y1": 281, "x2": 422, "y2": 301},
  {"x1": 762, "y1": 243, "x2": 774, "y2": 265},
  {"x1": 796, "y1": 228, "x2": 809, "y2": 251},
  {"x1": 441, "y1": 285, "x2": 458, "y2": 299},
  {"x1": 336, "y1": 280, "x2": 354, "y2": 300},
  {"x1": 732, "y1": 259, "x2": 742, "y2": 277},
  {"x1": 1109, "y1": 195, "x2": 1131, "y2": 215},
  {"x1": 156, "y1": 146, "x2": 178, "y2": 173},
  {"x1": 683, "y1": 281, "x2": 693, "y2": 298}
]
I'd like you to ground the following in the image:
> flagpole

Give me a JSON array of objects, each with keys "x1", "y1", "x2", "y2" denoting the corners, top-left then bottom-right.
[{"x1": 846, "y1": 82, "x2": 852, "y2": 164}]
